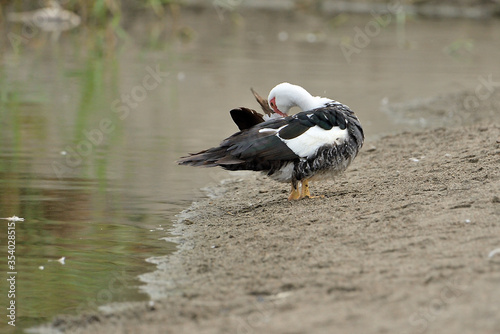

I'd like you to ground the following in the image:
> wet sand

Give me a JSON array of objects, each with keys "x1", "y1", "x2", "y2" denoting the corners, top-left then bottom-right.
[{"x1": 36, "y1": 88, "x2": 500, "y2": 333}]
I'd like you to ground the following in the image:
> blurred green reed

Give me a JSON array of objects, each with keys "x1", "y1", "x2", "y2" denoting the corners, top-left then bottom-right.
[{"x1": 3, "y1": 0, "x2": 179, "y2": 21}]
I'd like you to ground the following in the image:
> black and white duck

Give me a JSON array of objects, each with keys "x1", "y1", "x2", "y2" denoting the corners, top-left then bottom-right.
[{"x1": 178, "y1": 82, "x2": 364, "y2": 200}]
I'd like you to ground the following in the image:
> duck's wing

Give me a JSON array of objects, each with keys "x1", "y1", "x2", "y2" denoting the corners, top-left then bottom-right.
[{"x1": 251, "y1": 88, "x2": 274, "y2": 116}]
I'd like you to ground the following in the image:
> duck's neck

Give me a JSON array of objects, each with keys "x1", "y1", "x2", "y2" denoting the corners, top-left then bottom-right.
[{"x1": 290, "y1": 86, "x2": 331, "y2": 112}]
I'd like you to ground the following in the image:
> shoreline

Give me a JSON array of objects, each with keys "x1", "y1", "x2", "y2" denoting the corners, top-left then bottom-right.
[
  {"x1": 33, "y1": 87, "x2": 500, "y2": 333},
  {"x1": 181, "y1": 0, "x2": 500, "y2": 19}
]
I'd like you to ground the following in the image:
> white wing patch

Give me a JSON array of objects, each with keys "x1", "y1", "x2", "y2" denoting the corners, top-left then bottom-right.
[
  {"x1": 258, "y1": 125, "x2": 286, "y2": 134},
  {"x1": 278, "y1": 125, "x2": 348, "y2": 158}
]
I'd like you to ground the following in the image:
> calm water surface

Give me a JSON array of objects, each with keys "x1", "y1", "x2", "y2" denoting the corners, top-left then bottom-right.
[{"x1": 0, "y1": 8, "x2": 499, "y2": 332}]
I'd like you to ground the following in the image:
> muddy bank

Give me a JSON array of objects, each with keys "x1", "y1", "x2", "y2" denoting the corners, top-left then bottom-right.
[
  {"x1": 182, "y1": 0, "x2": 500, "y2": 19},
  {"x1": 33, "y1": 86, "x2": 500, "y2": 333}
]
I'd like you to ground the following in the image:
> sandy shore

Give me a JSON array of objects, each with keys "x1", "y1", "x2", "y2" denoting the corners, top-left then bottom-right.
[{"x1": 35, "y1": 87, "x2": 500, "y2": 333}]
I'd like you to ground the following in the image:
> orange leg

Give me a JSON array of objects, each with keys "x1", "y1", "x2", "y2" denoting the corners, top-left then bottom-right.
[
  {"x1": 300, "y1": 179, "x2": 311, "y2": 198},
  {"x1": 300, "y1": 179, "x2": 323, "y2": 199},
  {"x1": 288, "y1": 183, "x2": 301, "y2": 201}
]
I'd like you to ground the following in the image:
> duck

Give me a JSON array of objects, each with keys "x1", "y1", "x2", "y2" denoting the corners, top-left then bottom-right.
[{"x1": 178, "y1": 82, "x2": 364, "y2": 200}]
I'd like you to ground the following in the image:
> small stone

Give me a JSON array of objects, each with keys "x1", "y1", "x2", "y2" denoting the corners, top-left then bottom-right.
[{"x1": 492, "y1": 196, "x2": 500, "y2": 203}]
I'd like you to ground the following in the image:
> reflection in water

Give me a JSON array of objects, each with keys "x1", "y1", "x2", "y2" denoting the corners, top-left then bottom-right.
[
  {"x1": 0, "y1": 19, "x2": 181, "y2": 330},
  {"x1": 0, "y1": 174, "x2": 177, "y2": 331},
  {"x1": 1, "y1": 6, "x2": 500, "y2": 332},
  {"x1": 0, "y1": 171, "x2": 177, "y2": 329}
]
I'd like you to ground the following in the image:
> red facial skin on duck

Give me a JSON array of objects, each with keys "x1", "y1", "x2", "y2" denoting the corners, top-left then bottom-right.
[{"x1": 269, "y1": 97, "x2": 287, "y2": 117}]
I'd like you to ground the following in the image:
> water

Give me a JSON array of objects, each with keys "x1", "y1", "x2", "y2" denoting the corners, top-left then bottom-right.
[{"x1": 1, "y1": 7, "x2": 499, "y2": 332}]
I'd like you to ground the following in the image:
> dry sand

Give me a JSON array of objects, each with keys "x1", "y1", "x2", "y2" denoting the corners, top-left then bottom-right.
[{"x1": 36, "y1": 88, "x2": 500, "y2": 333}]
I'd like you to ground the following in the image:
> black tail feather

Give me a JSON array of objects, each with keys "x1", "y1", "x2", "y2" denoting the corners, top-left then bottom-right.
[
  {"x1": 230, "y1": 107, "x2": 264, "y2": 131},
  {"x1": 177, "y1": 147, "x2": 244, "y2": 167}
]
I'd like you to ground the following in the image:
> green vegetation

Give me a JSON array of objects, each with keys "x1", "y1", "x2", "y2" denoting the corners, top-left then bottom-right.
[
  {"x1": 4, "y1": 0, "x2": 179, "y2": 21},
  {"x1": 2, "y1": 0, "x2": 188, "y2": 50}
]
